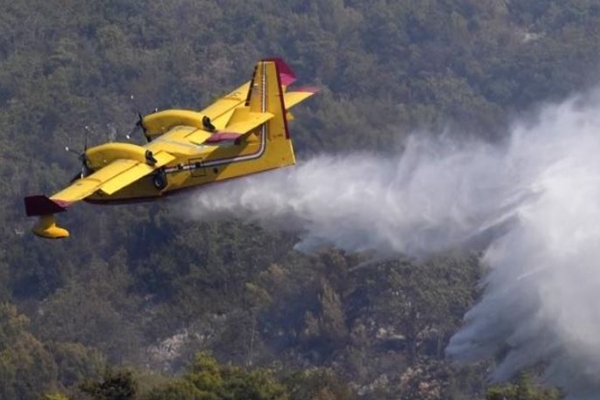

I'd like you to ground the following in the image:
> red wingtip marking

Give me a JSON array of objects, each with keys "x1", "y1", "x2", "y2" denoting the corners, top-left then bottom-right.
[
  {"x1": 54, "y1": 199, "x2": 71, "y2": 208},
  {"x1": 24, "y1": 195, "x2": 68, "y2": 216},
  {"x1": 263, "y1": 57, "x2": 297, "y2": 86}
]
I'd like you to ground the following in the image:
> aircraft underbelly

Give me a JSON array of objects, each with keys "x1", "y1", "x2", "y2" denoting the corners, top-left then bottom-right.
[
  {"x1": 85, "y1": 143, "x2": 294, "y2": 204},
  {"x1": 86, "y1": 125, "x2": 296, "y2": 203}
]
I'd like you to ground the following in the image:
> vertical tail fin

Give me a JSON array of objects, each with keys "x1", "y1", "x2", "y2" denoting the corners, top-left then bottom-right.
[
  {"x1": 242, "y1": 58, "x2": 317, "y2": 169},
  {"x1": 247, "y1": 58, "x2": 293, "y2": 141},
  {"x1": 243, "y1": 58, "x2": 297, "y2": 169}
]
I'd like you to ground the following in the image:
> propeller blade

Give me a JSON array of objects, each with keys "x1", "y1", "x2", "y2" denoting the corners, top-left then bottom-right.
[
  {"x1": 125, "y1": 122, "x2": 141, "y2": 140},
  {"x1": 128, "y1": 94, "x2": 149, "y2": 142},
  {"x1": 130, "y1": 95, "x2": 144, "y2": 122},
  {"x1": 65, "y1": 146, "x2": 82, "y2": 156}
]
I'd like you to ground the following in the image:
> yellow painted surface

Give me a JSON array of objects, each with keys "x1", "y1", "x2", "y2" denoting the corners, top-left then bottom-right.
[
  {"x1": 32, "y1": 215, "x2": 69, "y2": 239},
  {"x1": 285, "y1": 91, "x2": 316, "y2": 109},
  {"x1": 29, "y1": 59, "x2": 316, "y2": 238}
]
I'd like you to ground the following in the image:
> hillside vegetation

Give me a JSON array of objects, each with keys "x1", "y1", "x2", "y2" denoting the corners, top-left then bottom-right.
[{"x1": 1, "y1": 0, "x2": 599, "y2": 399}]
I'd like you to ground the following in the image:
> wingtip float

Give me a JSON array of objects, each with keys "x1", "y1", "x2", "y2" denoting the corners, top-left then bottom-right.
[
  {"x1": 24, "y1": 58, "x2": 318, "y2": 239},
  {"x1": 24, "y1": 196, "x2": 69, "y2": 239}
]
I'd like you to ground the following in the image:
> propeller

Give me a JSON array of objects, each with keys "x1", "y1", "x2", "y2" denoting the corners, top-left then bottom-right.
[
  {"x1": 125, "y1": 95, "x2": 149, "y2": 142},
  {"x1": 125, "y1": 117, "x2": 143, "y2": 140},
  {"x1": 65, "y1": 126, "x2": 92, "y2": 181}
]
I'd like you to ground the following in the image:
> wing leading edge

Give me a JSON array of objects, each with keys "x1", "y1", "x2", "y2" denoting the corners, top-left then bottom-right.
[{"x1": 25, "y1": 148, "x2": 174, "y2": 238}]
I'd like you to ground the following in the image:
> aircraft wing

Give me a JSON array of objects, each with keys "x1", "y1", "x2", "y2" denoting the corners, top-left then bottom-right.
[
  {"x1": 201, "y1": 111, "x2": 274, "y2": 144},
  {"x1": 53, "y1": 152, "x2": 174, "y2": 202},
  {"x1": 151, "y1": 106, "x2": 275, "y2": 147},
  {"x1": 24, "y1": 150, "x2": 174, "y2": 238},
  {"x1": 199, "y1": 82, "x2": 251, "y2": 122},
  {"x1": 199, "y1": 58, "x2": 298, "y2": 128},
  {"x1": 145, "y1": 59, "x2": 310, "y2": 146}
]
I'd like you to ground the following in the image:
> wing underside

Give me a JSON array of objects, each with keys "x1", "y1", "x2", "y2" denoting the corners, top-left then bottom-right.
[
  {"x1": 52, "y1": 152, "x2": 174, "y2": 204},
  {"x1": 24, "y1": 151, "x2": 174, "y2": 239},
  {"x1": 25, "y1": 151, "x2": 175, "y2": 220}
]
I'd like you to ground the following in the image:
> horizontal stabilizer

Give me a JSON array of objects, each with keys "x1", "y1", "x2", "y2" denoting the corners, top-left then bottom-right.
[
  {"x1": 24, "y1": 195, "x2": 67, "y2": 217},
  {"x1": 284, "y1": 87, "x2": 320, "y2": 109},
  {"x1": 222, "y1": 110, "x2": 273, "y2": 135}
]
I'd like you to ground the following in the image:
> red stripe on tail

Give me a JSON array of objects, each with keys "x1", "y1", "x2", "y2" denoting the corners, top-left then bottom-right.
[{"x1": 263, "y1": 57, "x2": 296, "y2": 86}]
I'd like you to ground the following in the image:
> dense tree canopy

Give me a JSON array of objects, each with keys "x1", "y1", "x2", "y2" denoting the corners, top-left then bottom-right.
[{"x1": 2, "y1": 0, "x2": 598, "y2": 399}]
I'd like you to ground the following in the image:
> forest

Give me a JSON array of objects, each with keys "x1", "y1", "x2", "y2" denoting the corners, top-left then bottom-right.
[{"x1": 2, "y1": 0, "x2": 600, "y2": 399}]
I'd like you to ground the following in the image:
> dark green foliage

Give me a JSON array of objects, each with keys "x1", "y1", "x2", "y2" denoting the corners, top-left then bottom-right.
[
  {"x1": 147, "y1": 352, "x2": 288, "y2": 400},
  {"x1": 0, "y1": 303, "x2": 58, "y2": 400},
  {"x1": 372, "y1": 254, "x2": 482, "y2": 362},
  {"x1": 48, "y1": 341, "x2": 105, "y2": 388},
  {"x1": 79, "y1": 368, "x2": 137, "y2": 400},
  {"x1": 0, "y1": 0, "x2": 593, "y2": 399},
  {"x1": 281, "y1": 368, "x2": 355, "y2": 400},
  {"x1": 0, "y1": 303, "x2": 106, "y2": 399},
  {"x1": 486, "y1": 373, "x2": 562, "y2": 400}
]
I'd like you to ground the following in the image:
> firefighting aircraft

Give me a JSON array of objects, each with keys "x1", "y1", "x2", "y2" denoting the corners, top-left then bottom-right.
[{"x1": 24, "y1": 58, "x2": 317, "y2": 239}]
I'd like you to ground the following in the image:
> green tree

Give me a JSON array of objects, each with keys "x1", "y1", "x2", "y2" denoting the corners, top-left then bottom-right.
[
  {"x1": 79, "y1": 368, "x2": 137, "y2": 400},
  {"x1": 0, "y1": 303, "x2": 58, "y2": 400},
  {"x1": 372, "y1": 254, "x2": 480, "y2": 363},
  {"x1": 281, "y1": 369, "x2": 355, "y2": 400},
  {"x1": 148, "y1": 352, "x2": 288, "y2": 400},
  {"x1": 486, "y1": 373, "x2": 563, "y2": 400}
]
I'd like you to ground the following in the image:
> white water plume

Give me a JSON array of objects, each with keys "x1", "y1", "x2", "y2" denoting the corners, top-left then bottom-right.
[
  {"x1": 446, "y1": 91, "x2": 600, "y2": 399},
  {"x1": 179, "y1": 139, "x2": 530, "y2": 256},
  {"x1": 178, "y1": 89, "x2": 600, "y2": 398}
]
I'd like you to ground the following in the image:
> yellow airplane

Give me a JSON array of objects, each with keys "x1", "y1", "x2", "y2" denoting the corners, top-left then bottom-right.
[{"x1": 24, "y1": 58, "x2": 317, "y2": 239}]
